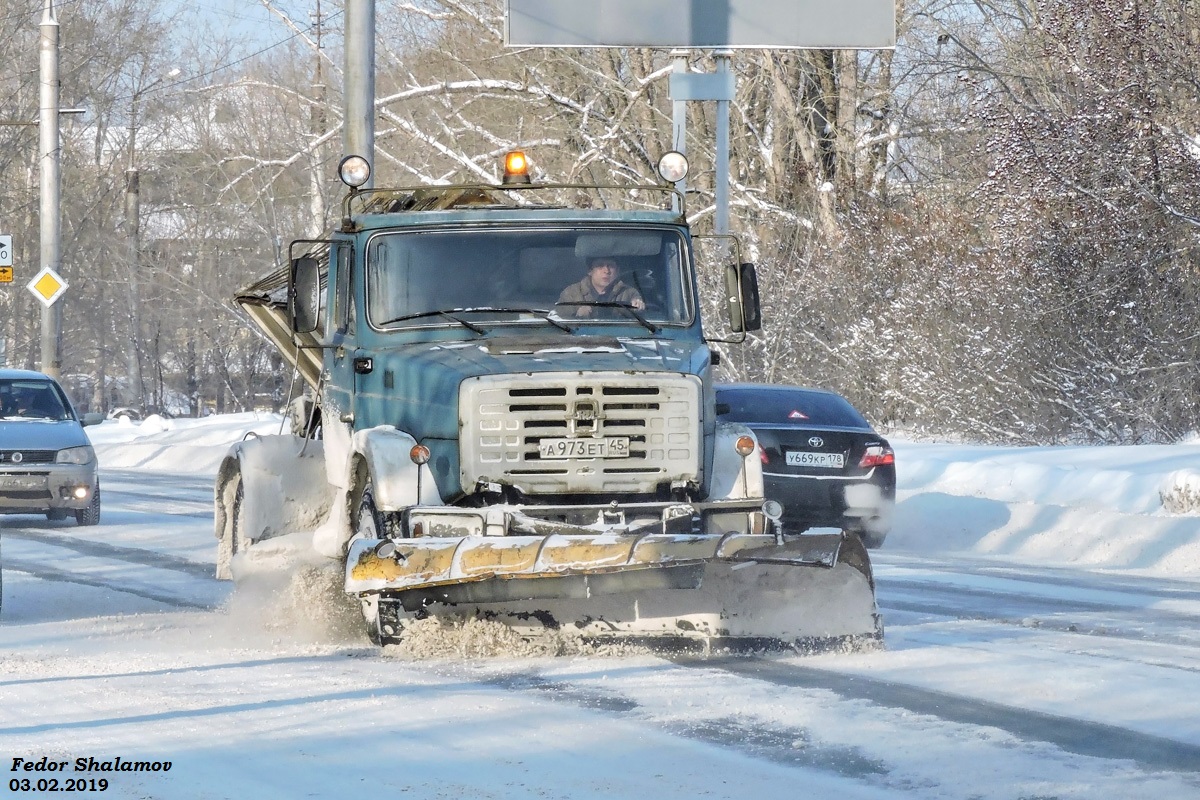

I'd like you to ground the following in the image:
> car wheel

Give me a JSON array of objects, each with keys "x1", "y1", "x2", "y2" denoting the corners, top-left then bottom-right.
[
  {"x1": 854, "y1": 528, "x2": 887, "y2": 550},
  {"x1": 75, "y1": 485, "x2": 101, "y2": 526}
]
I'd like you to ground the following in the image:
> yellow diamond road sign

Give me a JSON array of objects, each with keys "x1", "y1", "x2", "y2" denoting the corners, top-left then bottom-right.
[{"x1": 28, "y1": 267, "x2": 68, "y2": 307}]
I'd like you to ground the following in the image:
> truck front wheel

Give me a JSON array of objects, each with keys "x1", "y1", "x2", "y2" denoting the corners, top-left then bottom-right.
[
  {"x1": 355, "y1": 479, "x2": 403, "y2": 540},
  {"x1": 216, "y1": 473, "x2": 246, "y2": 580},
  {"x1": 354, "y1": 479, "x2": 405, "y2": 646}
]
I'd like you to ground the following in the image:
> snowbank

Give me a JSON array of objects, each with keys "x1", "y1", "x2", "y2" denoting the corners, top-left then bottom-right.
[
  {"x1": 892, "y1": 440, "x2": 1200, "y2": 576},
  {"x1": 87, "y1": 412, "x2": 284, "y2": 474},
  {"x1": 81, "y1": 414, "x2": 1200, "y2": 578}
]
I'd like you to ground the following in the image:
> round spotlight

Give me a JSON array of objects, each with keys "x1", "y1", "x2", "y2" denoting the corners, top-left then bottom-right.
[
  {"x1": 338, "y1": 155, "x2": 372, "y2": 188},
  {"x1": 410, "y1": 444, "x2": 431, "y2": 465},
  {"x1": 762, "y1": 500, "x2": 783, "y2": 522},
  {"x1": 734, "y1": 435, "x2": 757, "y2": 457},
  {"x1": 73, "y1": 486, "x2": 89, "y2": 499},
  {"x1": 656, "y1": 151, "x2": 689, "y2": 183}
]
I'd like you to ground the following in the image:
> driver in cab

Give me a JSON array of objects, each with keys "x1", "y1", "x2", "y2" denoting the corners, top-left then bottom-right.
[{"x1": 556, "y1": 256, "x2": 645, "y2": 318}]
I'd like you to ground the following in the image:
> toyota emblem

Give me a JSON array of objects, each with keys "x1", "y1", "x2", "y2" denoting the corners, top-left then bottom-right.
[
  {"x1": 807, "y1": 437, "x2": 824, "y2": 448},
  {"x1": 11, "y1": 451, "x2": 23, "y2": 464}
]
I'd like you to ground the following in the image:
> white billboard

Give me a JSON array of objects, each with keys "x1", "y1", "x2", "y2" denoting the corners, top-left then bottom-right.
[{"x1": 505, "y1": 0, "x2": 896, "y2": 49}]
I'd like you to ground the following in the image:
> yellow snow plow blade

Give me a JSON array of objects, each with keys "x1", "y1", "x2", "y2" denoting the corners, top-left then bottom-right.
[{"x1": 346, "y1": 531, "x2": 882, "y2": 649}]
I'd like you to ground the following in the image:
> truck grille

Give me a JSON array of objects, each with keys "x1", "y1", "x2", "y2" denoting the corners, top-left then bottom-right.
[{"x1": 460, "y1": 373, "x2": 701, "y2": 495}]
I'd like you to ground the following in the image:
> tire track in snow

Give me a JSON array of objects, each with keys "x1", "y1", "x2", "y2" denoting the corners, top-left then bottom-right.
[
  {"x1": 1, "y1": 557, "x2": 208, "y2": 609},
  {"x1": 483, "y1": 672, "x2": 888, "y2": 780},
  {"x1": 2, "y1": 530, "x2": 213, "y2": 579},
  {"x1": 686, "y1": 655, "x2": 1200, "y2": 774}
]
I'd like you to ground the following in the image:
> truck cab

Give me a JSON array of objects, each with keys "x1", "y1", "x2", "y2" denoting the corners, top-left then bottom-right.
[{"x1": 281, "y1": 155, "x2": 766, "y2": 546}]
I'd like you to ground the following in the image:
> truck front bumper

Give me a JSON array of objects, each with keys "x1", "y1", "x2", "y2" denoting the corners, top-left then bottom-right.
[{"x1": 397, "y1": 498, "x2": 766, "y2": 540}]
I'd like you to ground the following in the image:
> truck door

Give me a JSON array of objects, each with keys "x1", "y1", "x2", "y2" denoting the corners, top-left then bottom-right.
[{"x1": 324, "y1": 242, "x2": 360, "y2": 425}]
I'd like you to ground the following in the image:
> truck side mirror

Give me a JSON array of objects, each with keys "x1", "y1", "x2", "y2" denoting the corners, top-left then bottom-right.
[
  {"x1": 289, "y1": 256, "x2": 321, "y2": 334},
  {"x1": 724, "y1": 262, "x2": 762, "y2": 333}
]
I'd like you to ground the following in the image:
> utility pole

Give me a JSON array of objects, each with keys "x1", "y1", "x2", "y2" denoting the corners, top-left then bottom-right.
[
  {"x1": 122, "y1": 67, "x2": 177, "y2": 409},
  {"x1": 311, "y1": 0, "x2": 325, "y2": 120},
  {"x1": 308, "y1": 0, "x2": 328, "y2": 236},
  {"x1": 124, "y1": 149, "x2": 143, "y2": 407},
  {"x1": 39, "y1": 0, "x2": 61, "y2": 379},
  {"x1": 344, "y1": 0, "x2": 375, "y2": 187}
]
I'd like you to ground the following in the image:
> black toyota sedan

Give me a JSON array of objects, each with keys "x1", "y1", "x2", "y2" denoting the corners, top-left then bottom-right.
[{"x1": 715, "y1": 383, "x2": 895, "y2": 548}]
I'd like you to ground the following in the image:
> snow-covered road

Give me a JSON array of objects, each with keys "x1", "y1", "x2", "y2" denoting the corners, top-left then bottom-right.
[{"x1": 2, "y1": 415, "x2": 1200, "y2": 799}]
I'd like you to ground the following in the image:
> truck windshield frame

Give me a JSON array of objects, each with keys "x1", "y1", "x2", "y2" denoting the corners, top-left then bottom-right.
[{"x1": 364, "y1": 225, "x2": 695, "y2": 331}]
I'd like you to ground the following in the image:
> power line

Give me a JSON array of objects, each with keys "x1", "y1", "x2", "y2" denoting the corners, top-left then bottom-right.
[{"x1": 130, "y1": 7, "x2": 345, "y2": 104}]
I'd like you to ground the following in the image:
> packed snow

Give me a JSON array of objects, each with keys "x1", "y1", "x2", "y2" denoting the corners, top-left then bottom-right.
[{"x1": 1, "y1": 413, "x2": 1199, "y2": 798}]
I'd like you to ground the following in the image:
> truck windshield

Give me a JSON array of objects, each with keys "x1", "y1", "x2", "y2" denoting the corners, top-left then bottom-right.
[{"x1": 366, "y1": 227, "x2": 693, "y2": 329}]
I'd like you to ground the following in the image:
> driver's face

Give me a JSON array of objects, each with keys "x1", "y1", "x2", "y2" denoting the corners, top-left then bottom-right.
[{"x1": 588, "y1": 260, "x2": 618, "y2": 292}]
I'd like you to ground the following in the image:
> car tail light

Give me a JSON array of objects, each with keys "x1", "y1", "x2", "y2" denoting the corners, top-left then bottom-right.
[
  {"x1": 759, "y1": 446, "x2": 769, "y2": 465},
  {"x1": 859, "y1": 444, "x2": 895, "y2": 468}
]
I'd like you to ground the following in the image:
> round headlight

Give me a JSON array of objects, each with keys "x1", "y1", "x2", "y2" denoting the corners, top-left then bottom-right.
[
  {"x1": 656, "y1": 151, "x2": 689, "y2": 183},
  {"x1": 338, "y1": 155, "x2": 372, "y2": 188},
  {"x1": 734, "y1": 435, "x2": 757, "y2": 457}
]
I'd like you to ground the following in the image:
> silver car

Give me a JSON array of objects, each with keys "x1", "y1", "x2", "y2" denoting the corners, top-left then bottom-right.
[{"x1": 0, "y1": 368, "x2": 103, "y2": 525}]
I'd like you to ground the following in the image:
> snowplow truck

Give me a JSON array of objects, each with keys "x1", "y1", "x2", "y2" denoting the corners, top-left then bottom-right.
[{"x1": 215, "y1": 152, "x2": 882, "y2": 649}]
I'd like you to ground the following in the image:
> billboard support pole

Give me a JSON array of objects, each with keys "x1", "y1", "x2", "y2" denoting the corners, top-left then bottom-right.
[
  {"x1": 714, "y1": 50, "x2": 731, "y2": 239},
  {"x1": 671, "y1": 49, "x2": 688, "y2": 214}
]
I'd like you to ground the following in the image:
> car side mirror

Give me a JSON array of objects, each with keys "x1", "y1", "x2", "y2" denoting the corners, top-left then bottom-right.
[
  {"x1": 289, "y1": 256, "x2": 322, "y2": 334},
  {"x1": 724, "y1": 262, "x2": 762, "y2": 333},
  {"x1": 80, "y1": 412, "x2": 104, "y2": 427}
]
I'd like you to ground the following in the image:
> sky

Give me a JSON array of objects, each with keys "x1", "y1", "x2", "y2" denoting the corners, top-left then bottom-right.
[
  {"x1": 166, "y1": 0, "x2": 301, "y2": 36},
  {"x1": 1, "y1": 414, "x2": 1199, "y2": 798}
]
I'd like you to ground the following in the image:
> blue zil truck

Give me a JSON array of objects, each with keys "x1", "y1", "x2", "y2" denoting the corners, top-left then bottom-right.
[{"x1": 215, "y1": 152, "x2": 881, "y2": 649}]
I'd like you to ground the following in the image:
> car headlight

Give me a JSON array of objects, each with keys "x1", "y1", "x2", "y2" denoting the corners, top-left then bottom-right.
[{"x1": 56, "y1": 445, "x2": 95, "y2": 465}]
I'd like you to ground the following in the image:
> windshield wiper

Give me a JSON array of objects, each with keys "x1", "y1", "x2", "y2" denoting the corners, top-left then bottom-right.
[
  {"x1": 380, "y1": 307, "x2": 575, "y2": 333},
  {"x1": 472, "y1": 307, "x2": 574, "y2": 332},
  {"x1": 377, "y1": 309, "x2": 487, "y2": 334},
  {"x1": 554, "y1": 302, "x2": 660, "y2": 334}
]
